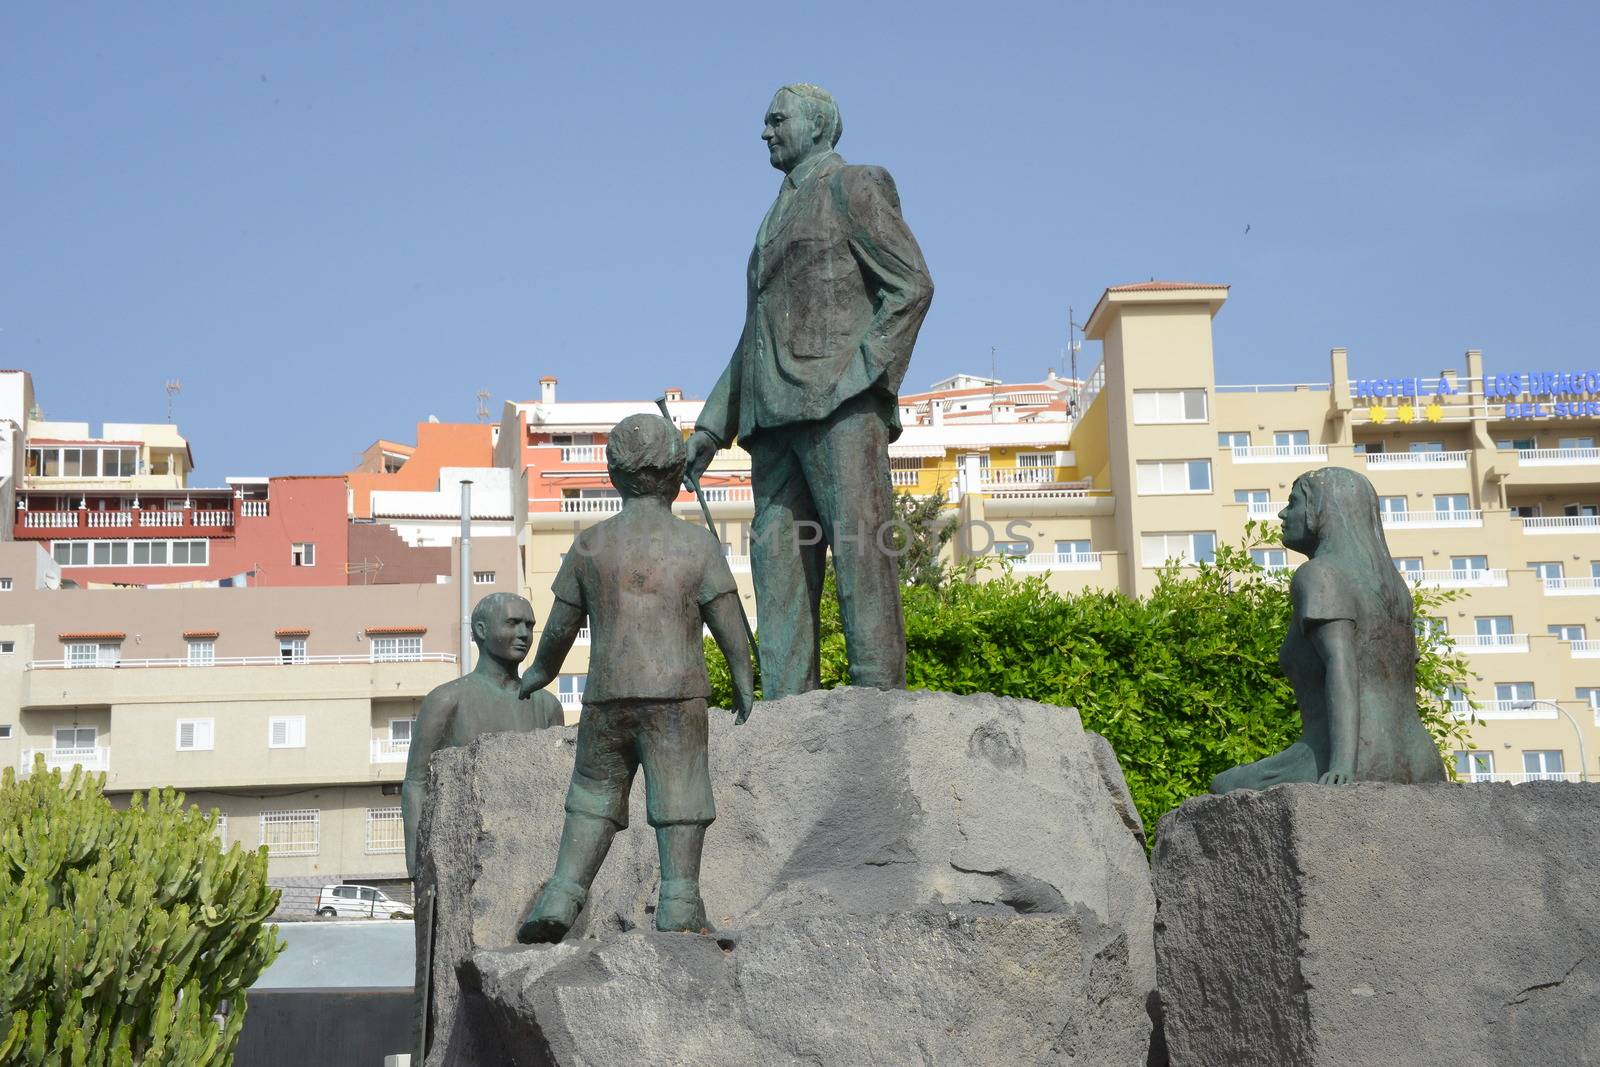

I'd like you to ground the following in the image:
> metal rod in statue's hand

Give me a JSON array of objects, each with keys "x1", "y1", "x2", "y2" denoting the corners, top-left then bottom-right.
[{"x1": 654, "y1": 396, "x2": 757, "y2": 651}]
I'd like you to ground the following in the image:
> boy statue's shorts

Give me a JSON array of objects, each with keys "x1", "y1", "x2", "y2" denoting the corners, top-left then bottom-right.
[{"x1": 564, "y1": 697, "x2": 716, "y2": 829}]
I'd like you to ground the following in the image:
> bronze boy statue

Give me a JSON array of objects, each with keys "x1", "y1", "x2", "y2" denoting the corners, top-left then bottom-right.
[
  {"x1": 402, "y1": 592, "x2": 564, "y2": 878},
  {"x1": 516, "y1": 413, "x2": 756, "y2": 942}
]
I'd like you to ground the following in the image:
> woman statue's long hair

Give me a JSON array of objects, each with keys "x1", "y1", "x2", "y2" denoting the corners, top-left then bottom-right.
[{"x1": 1296, "y1": 467, "x2": 1413, "y2": 634}]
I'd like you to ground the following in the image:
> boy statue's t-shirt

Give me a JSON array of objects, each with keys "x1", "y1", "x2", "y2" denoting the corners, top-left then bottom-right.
[{"x1": 551, "y1": 506, "x2": 738, "y2": 704}]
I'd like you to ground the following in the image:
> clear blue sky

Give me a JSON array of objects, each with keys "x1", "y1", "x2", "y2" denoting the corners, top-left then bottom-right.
[{"x1": 7, "y1": 3, "x2": 1596, "y2": 482}]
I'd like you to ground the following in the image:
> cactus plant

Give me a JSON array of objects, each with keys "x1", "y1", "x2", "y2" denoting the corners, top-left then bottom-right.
[{"x1": 0, "y1": 758, "x2": 283, "y2": 1065}]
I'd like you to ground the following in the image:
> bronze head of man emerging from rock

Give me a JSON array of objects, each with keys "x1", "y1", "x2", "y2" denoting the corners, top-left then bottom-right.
[
  {"x1": 517, "y1": 413, "x2": 756, "y2": 942},
  {"x1": 683, "y1": 84, "x2": 934, "y2": 700}
]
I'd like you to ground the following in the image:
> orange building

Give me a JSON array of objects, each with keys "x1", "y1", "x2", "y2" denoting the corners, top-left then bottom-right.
[{"x1": 346, "y1": 422, "x2": 495, "y2": 519}]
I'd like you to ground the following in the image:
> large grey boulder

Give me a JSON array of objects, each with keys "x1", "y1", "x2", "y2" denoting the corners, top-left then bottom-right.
[
  {"x1": 415, "y1": 686, "x2": 1155, "y2": 1065},
  {"x1": 1154, "y1": 783, "x2": 1600, "y2": 1067}
]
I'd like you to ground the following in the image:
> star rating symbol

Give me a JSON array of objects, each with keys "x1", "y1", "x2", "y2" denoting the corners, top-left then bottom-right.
[
  {"x1": 1396, "y1": 404, "x2": 1417, "y2": 423},
  {"x1": 1424, "y1": 402, "x2": 1444, "y2": 423},
  {"x1": 1367, "y1": 404, "x2": 1387, "y2": 423}
]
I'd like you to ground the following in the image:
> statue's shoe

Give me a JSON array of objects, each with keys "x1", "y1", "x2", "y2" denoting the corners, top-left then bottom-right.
[
  {"x1": 516, "y1": 877, "x2": 587, "y2": 944},
  {"x1": 655, "y1": 879, "x2": 713, "y2": 934}
]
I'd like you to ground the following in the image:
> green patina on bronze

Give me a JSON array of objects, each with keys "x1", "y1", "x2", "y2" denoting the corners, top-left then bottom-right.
[
  {"x1": 1212, "y1": 467, "x2": 1446, "y2": 791},
  {"x1": 517, "y1": 414, "x2": 756, "y2": 943},
  {"x1": 401, "y1": 592, "x2": 563, "y2": 878},
  {"x1": 685, "y1": 84, "x2": 934, "y2": 699}
]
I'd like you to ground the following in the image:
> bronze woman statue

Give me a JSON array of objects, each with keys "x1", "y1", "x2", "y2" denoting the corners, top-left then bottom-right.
[{"x1": 1212, "y1": 467, "x2": 1446, "y2": 790}]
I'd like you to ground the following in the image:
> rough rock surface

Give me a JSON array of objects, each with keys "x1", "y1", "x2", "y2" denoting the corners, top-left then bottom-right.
[
  {"x1": 415, "y1": 686, "x2": 1155, "y2": 1065},
  {"x1": 1154, "y1": 783, "x2": 1600, "y2": 1067}
]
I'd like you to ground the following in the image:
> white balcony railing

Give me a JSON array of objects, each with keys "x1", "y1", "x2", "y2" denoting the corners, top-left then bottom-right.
[
  {"x1": 558, "y1": 497, "x2": 622, "y2": 514},
  {"x1": 1404, "y1": 568, "x2": 1507, "y2": 589},
  {"x1": 981, "y1": 468, "x2": 1072, "y2": 487},
  {"x1": 1544, "y1": 577, "x2": 1600, "y2": 596},
  {"x1": 19, "y1": 747, "x2": 111, "y2": 777},
  {"x1": 370, "y1": 739, "x2": 411, "y2": 763},
  {"x1": 1458, "y1": 771, "x2": 1585, "y2": 784},
  {"x1": 22, "y1": 511, "x2": 79, "y2": 528},
  {"x1": 558, "y1": 691, "x2": 583, "y2": 711},
  {"x1": 1230, "y1": 444, "x2": 1329, "y2": 463},
  {"x1": 1246, "y1": 501, "x2": 1287, "y2": 519},
  {"x1": 575, "y1": 627, "x2": 591, "y2": 645},
  {"x1": 86, "y1": 511, "x2": 132, "y2": 527},
  {"x1": 1381, "y1": 509, "x2": 1483, "y2": 528},
  {"x1": 1466, "y1": 700, "x2": 1555, "y2": 720},
  {"x1": 725, "y1": 554, "x2": 752, "y2": 572},
  {"x1": 1452, "y1": 633, "x2": 1530, "y2": 653},
  {"x1": 697, "y1": 486, "x2": 753, "y2": 503},
  {"x1": 1363, "y1": 451, "x2": 1469, "y2": 469},
  {"x1": 559, "y1": 446, "x2": 605, "y2": 463},
  {"x1": 140, "y1": 510, "x2": 185, "y2": 527},
  {"x1": 1570, "y1": 640, "x2": 1600, "y2": 659},
  {"x1": 1014, "y1": 551, "x2": 1102, "y2": 571},
  {"x1": 984, "y1": 482, "x2": 1095, "y2": 500},
  {"x1": 1518, "y1": 447, "x2": 1600, "y2": 466},
  {"x1": 890, "y1": 470, "x2": 919, "y2": 487},
  {"x1": 28, "y1": 652, "x2": 457, "y2": 670},
  {"x1": 1521, "y1": 515, "x2": 1600, "y2": 534},
  {"x1": 240, "y1": 500, "x2": 269, "y2": 517},
  {"x1": 193, "y1": 510, "x2": 233, "y2": 527}
]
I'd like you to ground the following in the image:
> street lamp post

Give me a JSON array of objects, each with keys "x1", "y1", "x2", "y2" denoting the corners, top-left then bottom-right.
[{"x1": 1512, "y1": 699, "x2": 1589, "y2": 783}]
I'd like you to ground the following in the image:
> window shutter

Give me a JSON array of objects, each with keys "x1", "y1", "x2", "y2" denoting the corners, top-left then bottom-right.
[
  {"x1": 179, "y1": 722, "x2": 195, "y2": 749},
  {"x1": 271, "y1": 720, "x2": 288, "y2": 746}
]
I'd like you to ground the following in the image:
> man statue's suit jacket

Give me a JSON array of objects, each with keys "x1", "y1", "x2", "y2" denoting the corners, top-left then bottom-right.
[{"x1": 696, "y1": 151, "x2": 933, "y2": 447}]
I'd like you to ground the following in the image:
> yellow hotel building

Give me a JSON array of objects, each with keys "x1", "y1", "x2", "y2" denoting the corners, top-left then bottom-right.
[{"x1": 521, "y1": 282, "x2": 1600, "y2": 786}]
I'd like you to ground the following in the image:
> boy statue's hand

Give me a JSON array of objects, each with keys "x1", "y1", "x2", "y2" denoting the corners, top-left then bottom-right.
[{"x1": 518, "y1": 667, "x2": 551, "y2": 701}]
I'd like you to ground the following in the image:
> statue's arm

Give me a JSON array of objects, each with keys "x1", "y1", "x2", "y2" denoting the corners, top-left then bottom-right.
[
  {"x1": 839, "y1": 166, "x2": 934, "y2": 396},
  {"x1": 519, "y1": 596, "x2": 584, "y2": 699},
  {"x1": 694, "y1": 319, "x2": 749, "y2": 451},
  {"x1": 1309, "y1": 617, "x2": 1360, "y2": 785},
  {"x1": 703, "y1": 590, "x2": 755, "y2": 723},
  {"x1": 402, "y1": 689, "x2": 455, "y2": 879}
]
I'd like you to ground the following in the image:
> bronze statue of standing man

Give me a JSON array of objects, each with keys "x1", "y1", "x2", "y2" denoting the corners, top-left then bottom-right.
[{"x1": 684, "y1": 84, "x2": 934, "y2": 699}]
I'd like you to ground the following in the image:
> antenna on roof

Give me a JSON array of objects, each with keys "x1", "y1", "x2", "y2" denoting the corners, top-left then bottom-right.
[
  {"x1": 164, "y1": 379, "x2": 182, "y2": 422},
  {"x1": 476, "y1": 389, "x2": 491, "y2": 423},
  {"x1": 1066, "y1": 308, "x2": 1082, "y2": 419}
]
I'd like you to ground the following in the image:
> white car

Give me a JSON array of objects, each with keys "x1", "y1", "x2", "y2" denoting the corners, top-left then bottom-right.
[{"x1": 314, "y1": 883, "x2": 413, "y2": 919}]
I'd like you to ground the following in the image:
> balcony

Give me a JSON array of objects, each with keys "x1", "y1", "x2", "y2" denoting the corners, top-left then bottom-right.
[
  {"x1": 20, "y1": 510, "x2": 80, "y2": 529},
  {"x1": 1363, "y1": 451, "x2": 1469, "y2": 470},
  {"x1": 1517, "y1": 447, "x2": 1600, "y2": 467},
  {"x1": 575, "y1": 627, "x2": 591, "y2": 645},
  {"x1": 1381, "y1": 509, "x2": 1483, "y2": 529},
  {"x1": 14, "y1": 504, "x2": 237, "y2": 540},
  {"x1": 696, "y1": 487, "x2": 753, "y2": 504},
  {"x1": 370, "y1": 739, "x2": 411, "y2": 764},
  {"x1": 979, "y1": 468, "x2": 1076, "y2": 490},
  {"x1": 725, "y1": 554, "x2": 752, "y2": 573},
  {"x1": 19, "y1": 747, "x2": 111, "y2": 777},
  {"x1": 1404, "y1": 568, "x2": 1508, "y2": 589},
  {"x1": 28, "y1": 652, "x2": 458, "y2": 670},
  {"x1": 1570, "y1": 640, "x2": 1600, "y2": 659},
  {"x1": 558, "y1": 497, "x2": 622, "y2": 514},
  {"x1": 890, "y1": 470, "x2": 919, "y2": 487},
  {"x1": 240, "y1": 500, "x2": 269, "y2": 517},
  {"x1": 1457, "y1": 771, "x2": 1586, "y2": 784},
  {"x1": 1452, "y1": 634, "x2": 1530, "y2": 654},
  {"x1": 1012, "y1": 551, "x2": 1102, "y2": 572},
  {"x1": 1230, "y1": 444, "x2": 1328, "y2": 464},
  {"x1": 558, "y1": 691, "x2": 583, "y2": 711},
  {"x1": 1544, "y1": 577, "x2": 1600, "y2": 596},
  {"x1": 1246, "y1": 501, "x2": 1287, "y2": 520},
  {"x1": 1461, "y1": 700, "x2": 1554, "y2": 720},
  {"x1": 559, "y1": 446, "x2": 606, "y2": 464},
  {"x1": 86, "y1": 510, "x2": 133, "y2": 528},
  {"x1": 1521, "y1": 515, "x2": 1600, "y2": 534}
]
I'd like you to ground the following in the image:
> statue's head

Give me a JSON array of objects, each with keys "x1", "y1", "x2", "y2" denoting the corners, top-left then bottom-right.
[
  {"x1": 1279, "y1": 466, "x2": 1382, "y2": 556},
  {"x1": 607, "y1": 413, "x2": 687, "y2": 503},
  {"x1": 763, "y1": 84, "x2": 842, "y2": 173},
  {"x1": 471, "y1": 592, "x2": 535, "y2": 665}
]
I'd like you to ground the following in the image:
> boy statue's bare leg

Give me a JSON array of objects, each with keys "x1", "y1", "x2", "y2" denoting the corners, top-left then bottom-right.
[
  {"x1": 654, "y1": 823, "x2": 711, "y2": 933},
  {"x1": 516, "y1": 813, "x2": 617, "y2": 944}
]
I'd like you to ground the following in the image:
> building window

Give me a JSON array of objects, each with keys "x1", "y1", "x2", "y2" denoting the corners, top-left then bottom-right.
[
  {"x1": 1453, "y1": 751, "x2": 1494, "y2": 782},
  {"x1": 992, "y1": 541, "x2": 1030, "y2": 559},
  {"x1": 1135, "y1": 460, "x2": 1212, "y2": 495},
  {"x1": 1252, "y1": 548, "x2": 1288, "y2": 571},
  {"x1": 1408, "y1": 441, "x2": 1444, "y2": 453},
  {"x1": 1510, "y1": 504, "x2": 1540, "y2": 519},
  {"x1": 1496, "y1": 437, "x2": 1536, "y2": 450},
  {"x1": 278, "y1": 637, "x2": 307, "y2": 664},
  {"x1": 176, "y1": 719, "x2": 215, "y2": 751},
  {"x1": 1434, "y1": 494, "x2": 1470, "y2": 514},
  {"x1": 1015, "y1": 452, "x2": 1060, "y2": 468},
  {"x1": 1218, "y1": 431, "x2": 1250, "y2": 448},
  {"x1": 52, "y1": 543, "x2": 89, "y2": 566},
  {"x1": 25, "y1": 446, "x2": 138, "y2": 479},
  {"x1": 1392, "y1": 558, "x2": 1423, "y2": 575},
  {"x1": 0, "y1": 641, "x2": 14, "y2": 655},
  {"x1": 213, "y1": 814, "x2": 228, "y2": 844},
  {"x1": 1055, "y1": 540, "x2": 1092, "y2": 558},
  {"x1": 1273, "y1": 430, "x2": 1310, "y2": 447},
  {"x1": 1523, "y1": 751, "x2": 1566, "y2": 781},
  {"x1": 1378, "y1": 496, "x2": 1408, "y2": 517},
  {"x1": 390, "y1": 718, "x2": 415, "y2": 744},
  {"x1": 365, "y1": 807, "x2": 405, "y2": 854},
  {"x1": 50, "y1": 540, "x2": 208, "y2": 568},
  {"x1": 54, "y1": 726, "x2": 96, "y2": 753},
  {"x1": 1547, "y1": 624, "x2": 1586, "y2": 642},
  {"x1": 1449, "y1": 555, "x2": 1487, "y2": 575},
  {"x1": 1577, "y1": 688, "x2": 1600, "y2": 715},
  {"x1": 259, "y1": 809, "x2": 319, "y2": 856},
  {"x1": 1132, "y1": 389, "x2": 1207, "y2": 424},
  {"x1": 291, "y1": 542, "x2": 315, "y2": 567},
  {"x1": 268, "y1": 716, "x2": 306, "y2": 748},
  {"x1": 1494, "y1": 682, "x2": 1535, "y2": 704},
  {"x1": 1475, "y1": 616, "x2": 1514, "y2": 637},
  {"x1": 0, "y1": 577, "x2": 11, "y2": 591},
  {"x1": 65, "y1": 642, "x2": 119, "y2": 668},
  {"x1": 1234, "y1": 489, "x2": 1268, "y2": 505},
  {"x1": 371, "y1": 635, "x2": 423, "y2": 662},
  {"x1": 1140, "y1": 532, "x2": 1217, "y2": 567},
  {"x1": 1564, "y1": 502, "x2": 1600, "y2": 518},
  {"x1": 0, "y1": 725, "x2": 10, "y2": 739},
  {"x1": 557, "y1": 674, "x2": 586, "y2": 708},
  {"x1": 186, "y1": 638, "x2": 215, "y2": 666},
  {"x1": 472, "y1": 571, "x2": 496, "y2": 585},
  {"x1": 1530, "y1": 561, "x2": 1564, "y2": 581}
]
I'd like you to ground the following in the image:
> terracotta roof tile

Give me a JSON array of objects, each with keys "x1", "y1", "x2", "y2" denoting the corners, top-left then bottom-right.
[
  {"x1": 1106, "y1": 281, "x2": 1229, "y2": 293},
  {"x1": 366, "y1": 626, "x2": 427, "y2": 635},
  {"x1": 182, "y1": 630, "x2": 219, "y2": 639},
  {"x1": 59, "y1": 631, "x2": 126, "y2": 641},
  {"x1": 274, "y1": 627, "x2": 311, "y2": 637}
]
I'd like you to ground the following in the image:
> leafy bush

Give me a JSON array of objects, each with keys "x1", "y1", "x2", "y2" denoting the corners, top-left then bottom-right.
[
  {"x1": 0, "y1": 763, "x2": 284, "y2": 1065},
  {"x1": 708, "y1": 526, "x2": 1476, "y2": 835}
]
